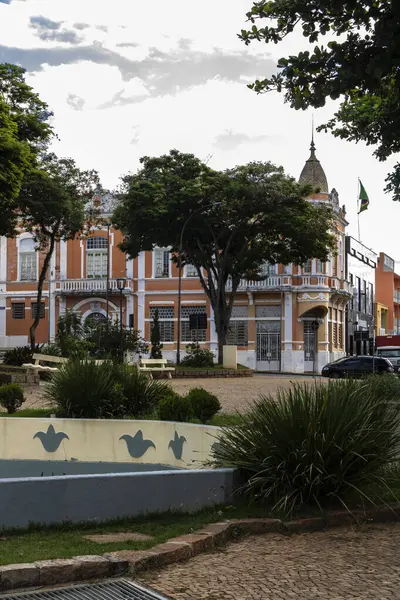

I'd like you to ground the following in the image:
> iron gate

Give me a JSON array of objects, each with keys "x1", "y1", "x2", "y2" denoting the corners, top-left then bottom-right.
[
  {"x1": 256, "y1": 331, "x2": 281, "y2": 368},
  {"x1": 303, "y1": 321, "x2": 316, "y2": 368}
]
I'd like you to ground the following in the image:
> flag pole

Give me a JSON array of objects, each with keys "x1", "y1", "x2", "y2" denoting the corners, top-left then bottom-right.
[{"x1": 357, "y1": 177, "x2": 360, "y2": 241}]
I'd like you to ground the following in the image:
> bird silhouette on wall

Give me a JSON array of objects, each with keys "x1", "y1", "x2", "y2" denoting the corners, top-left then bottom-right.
[
  {"x1": 168, "y1": 431, "x2": 187, "y2": 460},
  {"x1": 120, "y1": 430, "x2": 156, "y2": 458},
  {"x1": 33, "y1": 425, "x2": 69, "y2": 453}
]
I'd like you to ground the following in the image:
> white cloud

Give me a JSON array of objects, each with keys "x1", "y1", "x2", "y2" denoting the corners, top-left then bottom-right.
[{"x1": 1, "y1": 0, "x2": 399, "y2": 260}]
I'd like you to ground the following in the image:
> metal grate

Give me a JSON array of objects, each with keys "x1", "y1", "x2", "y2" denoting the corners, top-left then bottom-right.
[{"x1": 1, "y1": 579, "x2": 168, "y2": 600}]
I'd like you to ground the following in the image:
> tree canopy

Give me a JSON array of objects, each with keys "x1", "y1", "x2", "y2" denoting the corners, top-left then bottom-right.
[
  {"x1": 239, "y1": 1, "x2": 400, "y2": 197},
  {"x1": 114, "y1": 149, "x2": 335, "y2": 362},
  {"x1": 0, "y1": 63, "x2": 54, "y2": 231},
  {"x1": 19, "y1": 153, "x2": 100, "y2": 348}
]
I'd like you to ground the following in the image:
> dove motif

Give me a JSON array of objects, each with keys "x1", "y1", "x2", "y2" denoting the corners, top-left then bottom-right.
[
  {"x1": 120, "y1": 430, "x2": 156, "y2": 458},
  {"x1": 33, "y1": 425, "x2": 69, "y2": 453}
]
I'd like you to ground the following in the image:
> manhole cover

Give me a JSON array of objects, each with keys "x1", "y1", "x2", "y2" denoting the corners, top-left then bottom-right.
[{"x1": 1, "y1": 579, "x2": 169, "y2": 600}]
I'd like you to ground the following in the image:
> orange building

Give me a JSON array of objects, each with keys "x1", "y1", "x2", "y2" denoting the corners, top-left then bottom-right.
[
  {"x1": 375, "y1": 252, "x2": 400, "y2": 335},
  {"x1": 0, "y1": 142, "x2": 351, "y2": 372}
]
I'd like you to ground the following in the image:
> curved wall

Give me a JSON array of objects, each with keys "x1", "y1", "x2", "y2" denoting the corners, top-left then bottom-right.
[{"x1": 0, "y1": 418, "x2": 220, "y2": 470}]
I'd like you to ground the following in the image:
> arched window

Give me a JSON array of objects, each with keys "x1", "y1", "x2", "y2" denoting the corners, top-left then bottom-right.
[
  {"x1": 19, "y1": 238, "x2": 37, "y2": 281},
  {"x1": 87, "y1": 236, "x2": 108, "y2": 279}
]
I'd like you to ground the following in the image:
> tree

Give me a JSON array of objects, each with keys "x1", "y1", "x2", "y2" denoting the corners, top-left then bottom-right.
[
  {"x1": 0, "y1": 98, "x2": 32, "y2": 234},
  {"x1": 150, "y1": 309, "x2": 163, "y2": 359},
  {"x1": 18, "y1": 154, "x2": 100, "y2": 349},
  {"x1": 239, "y1": 1, "x2": 400, "y2": 197},
  {"x1": 114, "y1": 150, "x2": 335, "y2": 363},
  {"x1": 0, "y1": 63, "x2": 54, "y2": 231}
]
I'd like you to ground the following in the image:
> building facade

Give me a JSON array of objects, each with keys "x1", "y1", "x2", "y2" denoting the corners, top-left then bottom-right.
[
  {"x1": 375, "y1": 252, "x2": 400, "y2": 335},
  {"x1": 0, "y1": 143, "x2": 351, "y2": 373},
  {"x1": 345, "y1": 236, "x2": 377, "y2": 355}
]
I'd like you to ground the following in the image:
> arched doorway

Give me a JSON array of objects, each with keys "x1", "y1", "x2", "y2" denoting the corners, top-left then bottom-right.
[{"x1": 85, "y1": 312, "x2": 107, "y2": 326}]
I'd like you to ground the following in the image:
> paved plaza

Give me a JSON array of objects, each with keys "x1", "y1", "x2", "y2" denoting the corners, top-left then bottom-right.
[{"x1": 139, "y1": 523, "x2": 400, "y2": 599}]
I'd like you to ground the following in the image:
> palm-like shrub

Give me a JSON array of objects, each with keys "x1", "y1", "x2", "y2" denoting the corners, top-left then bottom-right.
[
  {"x1": 46, "y1": 360, "x2": 171, "y2": 419},
  {"x1": 213, "y1": 380, "x2": 400, "y2": 515},
  {"x1": 119, "y1": 366, "x2": 171, "y2": 417}
]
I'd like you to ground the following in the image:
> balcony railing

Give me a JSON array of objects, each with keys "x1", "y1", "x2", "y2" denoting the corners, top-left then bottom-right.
[
  {"x1": 394, "y1": 291, "x2": 400, "y2": 304},
  {"x1": 227, "y1": 275, "x2": 352, "y2": 294},
  {"x1": 56, "y1": 279, "x2": 133, "y2": 294},
  {"x1": 226, "y1": 275, "x2": 292, "y2": 291}
]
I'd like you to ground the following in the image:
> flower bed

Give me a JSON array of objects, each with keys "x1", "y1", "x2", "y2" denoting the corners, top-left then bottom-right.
[{"x1": 174, "y1": 368, "x2": 253, "y2": 378}]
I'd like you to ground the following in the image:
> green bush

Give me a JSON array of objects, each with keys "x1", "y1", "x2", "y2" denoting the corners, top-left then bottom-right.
[
  {"x1": 181, "y1": 344, "x2": 214, "y2": 368},
  {"x1": 118, "y1": 366, "x2": 172, "y2": 417},
  {"x1": 46, "y1": 360, "x2": 171, "y2": 419},
  {"x1": 213, "y1": 379, "x2": 400, "y2": 515},
  {"x1": 187, "y1": 387, "x2": 221, "y2": 423},
  {"x1": 0, "y1": 384, "x2": 25, "y2": 413},
  {"x1": 3, "y1": 346, "x2": 37, "y2": 367},
  {"x1": 363, "y1": 373, "x2": 400, "y2": 402},
  {"x1": 40, "y1": 343, "x2": 62, "y2": 357},
  {"x1": 158, "y1": 392, "x2": 193, "y2": 422}
]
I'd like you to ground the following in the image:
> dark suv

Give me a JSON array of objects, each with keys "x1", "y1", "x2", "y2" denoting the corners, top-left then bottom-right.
[{"x1": 321, "y1": 355, "x2": 394, "y2": 378}]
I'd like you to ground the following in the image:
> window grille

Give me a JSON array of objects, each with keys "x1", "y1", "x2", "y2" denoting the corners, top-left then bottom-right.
[
  {"x1": 31, "y1": 302, "x2": 45, "y2": 320},
  {"x1": 12, "y1": 303, "x2": 25, "y2": 320},
  {"x1": 150, "y1": 306, "x2": 174, "y2": 342},
  {"x1": 181, "y1": 305, "x2": 207, "y2": 342},
  {"x1": 227, "y1": 321, "x2": 248, "y2": 346},
  {"x1": 255, "y1": 305, "x2": 281, "y2": 318}
]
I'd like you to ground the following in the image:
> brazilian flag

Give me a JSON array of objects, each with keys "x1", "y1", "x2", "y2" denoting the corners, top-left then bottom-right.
[{"x1": 358, "y1": 180, "x2": 369, "y2": 213}]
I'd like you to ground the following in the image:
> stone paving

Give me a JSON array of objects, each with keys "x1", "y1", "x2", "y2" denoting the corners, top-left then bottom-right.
[
  {"x1": 138, "y1": 523, "x2": 400, "y2": 599},
  {"x1": 19, "y1": 375, "x2": 325, "y2": 413}
]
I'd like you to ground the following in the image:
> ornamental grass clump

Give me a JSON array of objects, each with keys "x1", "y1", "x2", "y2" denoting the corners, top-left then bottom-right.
[{"x1": 213, "y1": 379, "x2": 400, "y2": 515}]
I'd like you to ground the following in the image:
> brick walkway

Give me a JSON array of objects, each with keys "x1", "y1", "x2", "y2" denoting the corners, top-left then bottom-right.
[{"x1": 138, "y1": 523, "x2": 400, "y2": 599}]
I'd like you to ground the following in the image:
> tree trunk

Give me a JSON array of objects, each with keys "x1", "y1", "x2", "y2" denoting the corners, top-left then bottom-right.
[
  {"x1": 213, "y1": 298, "x2": 232, "y2": 365},
  {"x1": 30, "y1": 234, "x2": 56, "y2": 350}
]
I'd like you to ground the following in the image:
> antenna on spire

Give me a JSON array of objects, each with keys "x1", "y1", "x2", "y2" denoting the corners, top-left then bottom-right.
[{"x1": 309, "y1": 113, "x2": 316, "y2": 157}]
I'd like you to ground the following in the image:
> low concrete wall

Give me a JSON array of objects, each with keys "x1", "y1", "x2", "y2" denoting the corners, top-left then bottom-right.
[
  {"x1": 0, "y1": 418, "x2": 220, "y2": 469},
  {"x1": 0, "y1": 468, "x2": 236, "y2": 529}
]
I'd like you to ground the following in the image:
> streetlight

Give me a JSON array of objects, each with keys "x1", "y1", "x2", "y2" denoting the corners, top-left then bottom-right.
[
  {"x1": 176, "y1": 202, "x2": 222, "y2": 365},
  {"x1": 116, "y1": 277, "x2": 126, "y2": 362}
]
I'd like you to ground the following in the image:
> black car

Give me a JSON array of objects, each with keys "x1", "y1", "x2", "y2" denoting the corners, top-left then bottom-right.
[{"x1": 321, "y1": 355, "x2": 394, "y2": 378}]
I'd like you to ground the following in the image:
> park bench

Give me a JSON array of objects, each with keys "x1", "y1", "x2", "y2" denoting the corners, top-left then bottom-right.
[
  {"x1": 22, "y1": 354, "x2": 105, "y2": 372},
  {"x1": 138, "y1": 358, "x2": 175, "y2": 379},
  {"x1": 22, "y1": 353, "x2": 68, "y2": 372}
]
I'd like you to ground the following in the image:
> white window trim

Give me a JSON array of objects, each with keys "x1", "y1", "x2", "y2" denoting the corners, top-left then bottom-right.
[
  {"x1": 152, "y1": 247, "x2": 172, "y2": 279},
  {"x1": 17, "y1": 234, "x2": 39, "y2": 282}
]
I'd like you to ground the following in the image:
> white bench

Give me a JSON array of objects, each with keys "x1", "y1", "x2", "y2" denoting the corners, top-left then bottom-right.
[
  {"x1": 23, "y1": 353, "x2": 68, "y2": 372},
  {"x1": 22, "y1": 354, "x2": 106, "y2": 372},
  {"x1": 138, "y1": 358, "x2": 175, "y2": 379}
]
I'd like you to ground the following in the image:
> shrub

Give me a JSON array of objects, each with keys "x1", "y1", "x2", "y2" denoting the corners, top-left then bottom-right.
[
  {"x1": 40, "y1": 343, "x2": 62, "y2": 357},
  {"x1": 363, "y1": 373, "x2": 400, "y2": 402},
  {"x1": 3, "y1": 346, "x2": 37, "y2": 367},
  {"x1": 181, "y1": 343, "x2": 214, "y2": 368},
  {"x1": 46, "y1": 360, "x2": 122, "y2": 418},
  {"x1": 118, "y1": 366, "x2": 172, "y2": 417},
  {"x1": 213, "y1": 379, "x2": 400, "y2": 515},
  {"x1": 187, "y1": 387, "x2": 221, "y2": 423},
  {"x1": 0, "y1": 383, "x2": 25, "y2": 413},
  {"x1": 158, "y1": 392, "x2": 193, "y2": 422},
  {"x1": 46, "y1": 360, "x2": 171, "y2": 419}
]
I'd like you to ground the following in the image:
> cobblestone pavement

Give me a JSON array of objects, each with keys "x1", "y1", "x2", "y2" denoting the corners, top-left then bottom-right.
[
  {"x1": 171, "y1": 374, "x2": 325, "y2": 413},
  {"x1": 138, "y1": 523, "x2": 400, "y2": 599},
  {"x1": 18, "y1": 375, "x2": 325, "y2": 413}
]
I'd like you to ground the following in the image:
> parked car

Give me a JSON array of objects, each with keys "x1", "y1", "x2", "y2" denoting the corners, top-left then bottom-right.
[{"x1": 321, "y1": 355, "x2": 394, "y2": 378}]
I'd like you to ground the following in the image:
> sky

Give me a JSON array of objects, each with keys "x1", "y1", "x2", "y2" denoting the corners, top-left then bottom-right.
[{"x1": 0, "y1": 0, "x2": 398, "y2": 261}]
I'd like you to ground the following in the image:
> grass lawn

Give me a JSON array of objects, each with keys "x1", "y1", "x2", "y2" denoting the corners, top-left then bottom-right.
[{"x1": 0, "y1": 504, "x2": 270, "y2": 566}]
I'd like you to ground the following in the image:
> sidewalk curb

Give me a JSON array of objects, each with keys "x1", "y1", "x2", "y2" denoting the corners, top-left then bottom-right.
[{"x1": 1, "y1": 504, "x2": 399, "y2": 592}]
